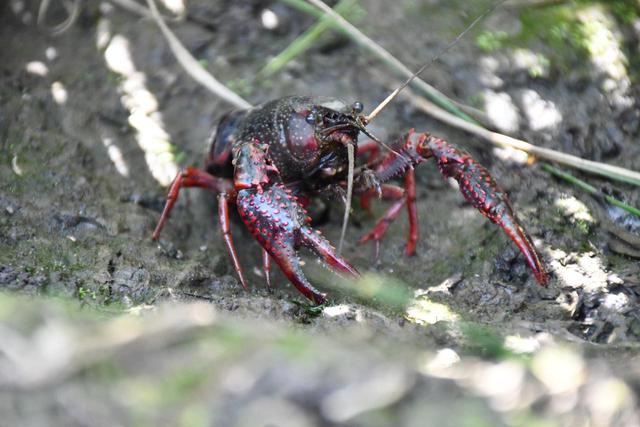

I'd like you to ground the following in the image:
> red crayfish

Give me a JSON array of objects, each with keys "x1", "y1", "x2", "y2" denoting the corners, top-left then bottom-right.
[{"x1": 152, "y1": 95, "x2": 548, "y2": 305}]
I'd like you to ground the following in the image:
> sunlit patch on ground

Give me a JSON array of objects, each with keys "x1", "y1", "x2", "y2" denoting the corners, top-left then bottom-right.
[
  {"x1": 511, "y1": 48, "x2": 551, "y2": 79},
  {"x1": 160, "y1": 0, "x2": 185, "y2": 16},
  {"x1": 261, "y1": 8, "x2": 279, "y2": 30},
  {"x1": 577, "y1": 5, "x2": 630, "y2": 99},
  {"x1": 467, "y1": 360, "x2": 527, "y2": 412},
  {"x1": 25, "y1": 60, "x2": 48, "y2": 76},
  {"x1": 50, "y1": 81, "x2": 68, "y2": 105},
  {"x1": 555, "y1": 196, "x2": 594, "y2": 223},
  {"x1": 484, "y1": 90, "x2": 520, "y2": 133},
  {"x1": 96, "y1": 3, "x2": 112, "y2": 50},
  {"x1": 101, "y1": 136, "x2": 130, "y2": 177},
  {"x1": 405, "y1": 291, "x2": 458, "y2": 325},
  {"x1": 520, "y1": 89, "x2": 563, "y2": 131},
  {"x1": 550, "y1": 250, "x2": 609, "y2": 293},
  {"x1": 103, "y1": 33, "x2": 178, "y2": 186},
  {"x1": 322, "y1": 304, "x2": 352, "y2": 318}
]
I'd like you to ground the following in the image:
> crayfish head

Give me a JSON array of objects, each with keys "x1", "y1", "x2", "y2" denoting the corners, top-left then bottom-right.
[
  {"x1": 301, "y1": 97, "x2": 379, "y2": 254},
  {"x1": 305, "y1": 99, "x2": 363, "y2": 147},
  {"x1": 305, "y1": 99, "x2": 385, "y2": 153}
]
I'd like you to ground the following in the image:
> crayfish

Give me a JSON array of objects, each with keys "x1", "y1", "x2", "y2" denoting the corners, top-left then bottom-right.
[{"x1": 152, "y1": 95, "x2": 548, "y2": 305}]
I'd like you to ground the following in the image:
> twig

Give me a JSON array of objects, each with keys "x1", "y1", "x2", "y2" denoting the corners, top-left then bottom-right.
[
  {"x1": 542, "y1": 164, "x2": 640, "y2": 218},
  {"x1": 145, "y1": 0, "x2": 252, "y2": 109},
  {"x1": 399, "y1": 85, "x2": 640, "y2": 187}
]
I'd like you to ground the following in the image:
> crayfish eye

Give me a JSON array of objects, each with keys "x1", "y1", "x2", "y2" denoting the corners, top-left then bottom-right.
[
  {"x1": 305, "y1": 112, "x2": 316, "y2": 125},
  {"x1": 352, "y1": 101, "x2": 363, "y2": 114}
]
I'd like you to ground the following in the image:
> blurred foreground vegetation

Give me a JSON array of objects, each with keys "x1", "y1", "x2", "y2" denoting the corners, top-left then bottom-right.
[{"x1": 0, "y1": 293, "x2": 637, "y2": 427}]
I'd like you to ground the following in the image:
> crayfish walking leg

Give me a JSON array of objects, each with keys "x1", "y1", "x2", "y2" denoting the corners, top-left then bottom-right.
[
  {"x1": 152, "y1": 168, "x2": 255, "y2": 290},
  {"x1": 152, "y1": 167, "x2": 233, "y2": 240},
  {"x1": 359, "y1": 181, "x2": 418, "y2": 260}
]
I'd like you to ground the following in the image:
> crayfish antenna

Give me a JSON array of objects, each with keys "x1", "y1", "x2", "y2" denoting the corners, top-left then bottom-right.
[
  {"x1": 365, "y1": 0, "x2": 508, "y2": 123},
  {"x1": 337, "y1": 142, "x2": 355, "y2": 254}
]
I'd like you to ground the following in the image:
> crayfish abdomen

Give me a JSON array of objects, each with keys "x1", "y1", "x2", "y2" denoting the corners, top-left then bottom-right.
[
  {"x1": 153, "y1": 96, "x2": 547, "y2": 304},
  {"x1": 205, "y1": 110, "x2": 246, "y2": 179}
]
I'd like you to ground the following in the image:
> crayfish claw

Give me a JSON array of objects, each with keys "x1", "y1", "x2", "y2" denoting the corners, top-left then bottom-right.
[
  {"x1": 236, "y1": 183, "x2": 357, "y2": 304},
  {"x1": 493, "y1": 205, "x2": 548, "y2": 285},
  {"x1": 271, "y1": 245, "x2": 327, "y2": 305},
  {"x1": 302, "y1": 228, "x2": 359, "y2": 277},
  {"x1": 421, "y1": 136, "x2": 548, "y2": 285}
]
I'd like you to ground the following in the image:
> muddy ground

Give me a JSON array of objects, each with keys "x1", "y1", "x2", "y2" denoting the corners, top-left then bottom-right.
[{"x1": 1, "y1": 0, "x2": 640, "y2": 425}]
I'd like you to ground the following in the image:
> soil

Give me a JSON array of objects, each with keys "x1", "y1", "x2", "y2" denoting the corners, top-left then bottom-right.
[{"x1": 1, "y1": 0, "x2": 640, "y2": 425}]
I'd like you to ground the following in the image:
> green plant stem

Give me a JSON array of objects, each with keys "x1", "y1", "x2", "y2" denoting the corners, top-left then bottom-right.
[
  {"x1": 542, "y1": 163, "x2": 640, "y2": 218},
  {"x1": 280, "y1": 0, "x2": 329, "y2": 20},
  {"x1": 259, "y1": 0, "x2": 358, "y2": 80},
  {"x1": 279, "y1": 0, "x2": 359, "y2": 38}
]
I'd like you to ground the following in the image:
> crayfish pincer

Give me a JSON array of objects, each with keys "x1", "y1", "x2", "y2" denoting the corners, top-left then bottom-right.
[{"x1": 152, "y1": 96, "x2": 547, "y2": 305}]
